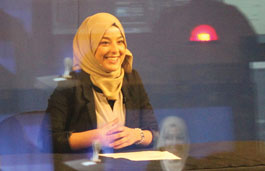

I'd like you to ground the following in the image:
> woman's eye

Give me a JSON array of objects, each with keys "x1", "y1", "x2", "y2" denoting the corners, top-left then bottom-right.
[
  {"x1": 100, "y1": 41, "x2": 109, "y2": 45},
  {"x1": 118, "y1": 40, "x2": 124, "y2": 44}
]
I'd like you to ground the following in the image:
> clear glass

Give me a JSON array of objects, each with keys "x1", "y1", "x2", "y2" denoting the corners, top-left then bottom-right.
[{"x1": 0, "y1": 0, "x2": 265, "y2": 170}]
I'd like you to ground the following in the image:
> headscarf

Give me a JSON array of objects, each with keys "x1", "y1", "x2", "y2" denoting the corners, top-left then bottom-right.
[{"x1": 72, "y1": 13, "x2": 133, "y2": 100}]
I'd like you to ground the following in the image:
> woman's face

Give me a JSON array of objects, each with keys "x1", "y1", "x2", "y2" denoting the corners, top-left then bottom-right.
[{"x1": 95, "y1": 26, "x2": 126, "y2": 72}]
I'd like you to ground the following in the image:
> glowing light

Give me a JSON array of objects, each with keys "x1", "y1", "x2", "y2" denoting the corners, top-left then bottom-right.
[
  {"x1": 190, "y1": 25, "x2": 218, "y2": 42},
  {"x1": 82, "y1": 161, "x2": 96, "y2": 166},
  {"x1": 197, "y1": 33, "x2": 210, "y2": 41}
]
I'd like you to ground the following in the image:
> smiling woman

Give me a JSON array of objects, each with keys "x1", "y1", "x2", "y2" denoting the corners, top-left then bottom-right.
[{"x1": 42, "y1": 13, "x2": 158, "y2": 153}]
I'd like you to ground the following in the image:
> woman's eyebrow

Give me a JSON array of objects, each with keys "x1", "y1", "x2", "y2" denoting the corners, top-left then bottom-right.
[
  {"x1": 101, "y1": 36, "x2": 124, "y2": 40},
  {"x1": 101, "y1": 37, "x2": 111, "y2": 40}
]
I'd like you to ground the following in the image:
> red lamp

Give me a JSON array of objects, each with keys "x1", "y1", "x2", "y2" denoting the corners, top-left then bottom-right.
[{"x1": 190, "y1": 24, "x2": 218, "y2": 42}]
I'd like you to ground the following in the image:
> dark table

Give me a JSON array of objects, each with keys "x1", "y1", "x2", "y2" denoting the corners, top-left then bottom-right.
[
  {"x1": 1, "y1": 141, "x2": 265, "y2": 171},
  {"x1": 185, "y1": 141, "x2": 265, "y2": 170}
]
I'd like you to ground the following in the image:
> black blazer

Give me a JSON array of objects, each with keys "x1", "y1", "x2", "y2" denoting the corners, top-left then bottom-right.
[{"x1": 42, "y1": 69, "x2": 158, "y2": 153}]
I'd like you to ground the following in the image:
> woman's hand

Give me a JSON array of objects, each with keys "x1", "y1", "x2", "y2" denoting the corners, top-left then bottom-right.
[
  {"x1": 96, "y1": 118, "x2": 121, "y2": 147},
  {"x1": 107, "y1": 126, "x2": 141, "y2": 149},
  {"x1": 69, "y1": 118, "x2": 152, "y2": 150},
  {"x1": 69, "y1": 118, "x2": 122, "y2": 150}
]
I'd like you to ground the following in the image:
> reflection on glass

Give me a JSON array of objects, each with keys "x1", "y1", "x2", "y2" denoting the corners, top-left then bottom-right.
[{"x1": 157, "y1": 116, "x2": 189, "y2": 171}]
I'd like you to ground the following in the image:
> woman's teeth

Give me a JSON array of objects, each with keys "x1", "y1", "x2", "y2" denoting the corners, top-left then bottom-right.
[{"x1": 105, "y1": 56, "x2": 119, "y2": 62}]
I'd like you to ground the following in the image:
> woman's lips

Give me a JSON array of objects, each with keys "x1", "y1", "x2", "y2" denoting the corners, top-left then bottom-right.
[{"x1": 104, "y1": 56, "x2": 120, "y2": 64}]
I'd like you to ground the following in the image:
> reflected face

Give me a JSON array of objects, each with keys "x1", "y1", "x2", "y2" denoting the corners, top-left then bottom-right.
[
  {"x1": 95, "y1": 26, "x2": 126, "y2": 72},
  {"x1": 163, "y1": 124, "x2": 186, "y2": 146}
]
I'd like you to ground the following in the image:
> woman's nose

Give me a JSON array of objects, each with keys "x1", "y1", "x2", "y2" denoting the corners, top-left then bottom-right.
[{"x1": 110, "y1": 42, "x2": 119, "y2": 54}]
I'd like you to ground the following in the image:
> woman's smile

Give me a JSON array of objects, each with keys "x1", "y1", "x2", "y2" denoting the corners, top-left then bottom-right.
[{"x1": 104, "y1": 56, "x2": 120, "y2": 64}]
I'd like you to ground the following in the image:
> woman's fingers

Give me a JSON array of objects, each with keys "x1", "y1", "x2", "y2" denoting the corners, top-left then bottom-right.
[
  {"x1": 106, "y1": 126, "x2": 124, "y2": 135},
  {"x1": 111, "y1": 137, "x2": 130, "y2": 149},
  {"x1": 98, "y1": 124, "x2": 139, "y2": 149},
  {"x1": 97, "y1": 119, "x2": 123, "y2": 147},
  {"x1": 108, "y1": 127, "x2": 138, "y2": 149},
  {"x1": 110, "y1": 134, "x2": 131, "y2": 149}
]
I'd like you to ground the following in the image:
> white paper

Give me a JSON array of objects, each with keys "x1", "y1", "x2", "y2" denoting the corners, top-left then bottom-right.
[{"x1": 99, "y1": 151, "x2": 181, "y2": 161}]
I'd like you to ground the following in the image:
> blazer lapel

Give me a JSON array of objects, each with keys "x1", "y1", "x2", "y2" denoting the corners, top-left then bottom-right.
[
  {"x1": 122, "y1": 75, "x2": 138, "y2": 128},
  {"x1": 79, "y1": 71, "x2": 97, "y2": 129}
]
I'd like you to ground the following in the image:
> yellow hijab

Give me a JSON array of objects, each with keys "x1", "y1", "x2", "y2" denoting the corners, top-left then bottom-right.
[{"x1": 73, "y1": 13, "x2": 133, "y2": 100}]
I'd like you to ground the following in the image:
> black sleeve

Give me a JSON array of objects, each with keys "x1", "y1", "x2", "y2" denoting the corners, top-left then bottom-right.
[
  {"x1": 133, "y1": 70, "x2": 159, "y2": 145},
  {"x1": 42, "y1": 80, "x2": 76, "y2": 153}
]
